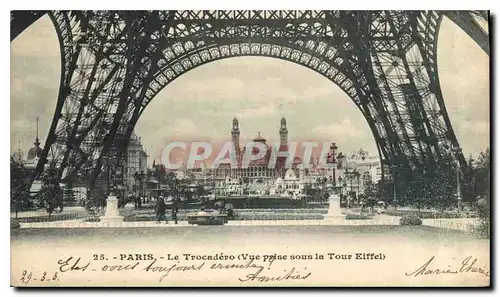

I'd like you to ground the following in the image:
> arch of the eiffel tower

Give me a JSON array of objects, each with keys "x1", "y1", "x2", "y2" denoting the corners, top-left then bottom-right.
[{"x1": 11, "y1": 10, "x2": 489, "y2": 195}]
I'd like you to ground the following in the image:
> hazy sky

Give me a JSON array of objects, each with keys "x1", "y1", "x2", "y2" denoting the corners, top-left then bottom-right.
[{"x1": 10, "y1": 15, "x2": 489, "y2": 165}]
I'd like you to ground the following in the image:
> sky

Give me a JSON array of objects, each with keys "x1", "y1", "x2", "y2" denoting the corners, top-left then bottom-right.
[{"x1": 10, "y1": 15, "x2": 490, "y2": 166}]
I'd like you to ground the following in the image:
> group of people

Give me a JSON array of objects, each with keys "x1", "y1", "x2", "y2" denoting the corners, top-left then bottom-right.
[{"x1": 155, "y1": 196, "x2": 179, "y2": 224}]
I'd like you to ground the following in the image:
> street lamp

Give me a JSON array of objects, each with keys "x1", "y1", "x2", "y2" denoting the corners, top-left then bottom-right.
[
  {"x1": 336, "y1": 152, "x2": 345, "y2": 187},
  {"x1": 103, "y1": 155, "x2": 118, "y2": 197},
  {"x1": 329, "y1": 143, "x2": 338, "y2": 185},
  {"x1": 391, "y1": 164, "x2": 397, "y2": 209},
  {"x1": 444, "y1": 142, "x2": 463, "y2": 212},
  {"x1": 353, "y1": 170, "x2": 360, "y2": 203}
]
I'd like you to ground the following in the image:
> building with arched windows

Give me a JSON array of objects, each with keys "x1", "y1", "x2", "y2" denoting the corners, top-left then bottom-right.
[
  {"x1": 212, "y1": 117, "x2": 303, "y2": 192},
  {"x1": 339, "y1": 149, "x2": 382, "y2": 200},
  {"x1": 125, "y1": 132, "x2": 148, "y2": 196}
]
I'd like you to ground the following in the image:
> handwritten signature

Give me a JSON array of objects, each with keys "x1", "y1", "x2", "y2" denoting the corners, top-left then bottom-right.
[
  {"x1": 405, "y1": 256, "x2": 490, "y2": 277},
  {"x1": 239, "y1": 266, "x2": 311, "y2": 283}
]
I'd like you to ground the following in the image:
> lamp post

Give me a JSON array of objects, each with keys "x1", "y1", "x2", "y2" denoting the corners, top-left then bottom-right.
[
  {"x1": 336, "y1": 152, "x2": 345, "y2": 186},
  {"x1": 443, "y1": 142, "x2": 463, "y2": 212},
  {"x1": 450, "y1": 145, "x2": 462, "y2": 212},
  {"x1": 456, "y1": 156, "x2": 462, "y2": 212},
  {"x1": 353, "y1": 170, "x2": 360, "y2": 204},
  {"x1": 133, "y1": 171, "x2": 144, "y2": 209},
  {"x1": 100, "y1": 154, "x2": 124, "y2": 224},
  {"x1": 136, "y1": 170, "x2": 145, "y2": 206},
  {"x1": 103, "y1": 155, "x2": 118, "y2": 197},
  {"x1": 329, "y1": 143, "x2": 338, "y2": 187},
  {"x1": 391, "y1": 164, "x2": 397, "y2": 210},
  {"x1": 347, "y1": 169, "x2": 354, "y2": 196}
]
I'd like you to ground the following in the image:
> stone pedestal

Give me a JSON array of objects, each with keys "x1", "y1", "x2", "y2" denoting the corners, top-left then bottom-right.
[
  {"x1": 100, "y1": 195, "x2": 124, "y2": 226},
  {"x1": 323, "y1": 193, "x2": 345, "y2": 220}
]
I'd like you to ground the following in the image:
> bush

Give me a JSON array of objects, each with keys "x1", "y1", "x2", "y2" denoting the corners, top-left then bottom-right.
[
  {"x1": 474, "y1": 221, "x2": 490, "y2": 238},
  {"x1": 475, "y1": 198, "x2": 490, "y2": 238},
  {"x1": 400, "y1": 214, "x2": 422, "y2": 226},
  {"x1": 10, "y1": 219, "x2": 21, "y2": 229},
  {"x1": 345, "y1": 213, "x2": 373, "y2": 220}
]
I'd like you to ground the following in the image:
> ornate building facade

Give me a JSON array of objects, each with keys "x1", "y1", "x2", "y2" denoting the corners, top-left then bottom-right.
[
  {"x1": 215, "y1": 117, "x2": 302, "y2": 183},
  {"x1": 124, "y1": 132, "x2": 148, "y2": 195},
  {"x1": 339, "y1": 148, "x2": 382, "y2": 199}
]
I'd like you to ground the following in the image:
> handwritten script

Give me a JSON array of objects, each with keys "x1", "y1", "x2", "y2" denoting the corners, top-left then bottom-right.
[
  {"x1": 54, "y1": 256, "x2": 312, "y2": 283},
  {"x1": 405, "y1": 256, "x2": 490, "y2": 278}
]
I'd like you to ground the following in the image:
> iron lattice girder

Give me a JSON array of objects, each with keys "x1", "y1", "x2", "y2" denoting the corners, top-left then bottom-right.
[
  {"x1": 10, "y1": 10, "x2": 47, "y2": 40},
  {"x1": 10, "y1": 10, "x2": 489, "y2": 186},
  {"x1": 444, "y1": 11, "x2": 489, "y2": 56}
]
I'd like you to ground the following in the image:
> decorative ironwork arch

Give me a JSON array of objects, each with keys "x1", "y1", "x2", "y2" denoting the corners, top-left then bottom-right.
[{"x1": 127, "y1": 40, "x2": 393, "y2": 184}]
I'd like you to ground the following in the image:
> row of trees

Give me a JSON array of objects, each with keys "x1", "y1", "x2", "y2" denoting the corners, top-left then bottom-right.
[
  {"x1": 11, "y1": 157, "x2": 78, "y2": 218},
  {"x1": 10, "y1": 157, "x2": 31, "y2": 218},
  {"x1": 362, "y1": 148, "x2": 490, "y2": 212},
  {"x1": 11, "y1": 148, "x2": 490, "y2": 217}
]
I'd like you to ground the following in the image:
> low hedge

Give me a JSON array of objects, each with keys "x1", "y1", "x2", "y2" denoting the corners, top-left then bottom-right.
[
  {"x1": 385, "y1": 210, "x2": 478, "y2": 219},
  {"x1": 400, "y1": 214, "x2": 422, "y2": 226},
  {"x1": 235, "y1": 213, "x2": 325, "y2": 221},
  {"x1": 14, "y1": 213, "x2": 85, "y2": 223},
  {"x1": 122, "y1": 213, "x2": 326, "y2": 222},
  {"x1": 345, "y1": 213, "x2": 374, "y2": 220}
]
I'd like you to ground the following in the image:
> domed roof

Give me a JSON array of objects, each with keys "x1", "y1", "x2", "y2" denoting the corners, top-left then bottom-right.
[
  {"x1": 27, "y1": 138, "x2": 42, "y2": 161},
  {"x1": 27, "y1": 118, "x2": 43, "y2": 161},
  {"x1": 129, "y1": 132, "x2": 142, "y2": 145},
  {"x1": 253, "y1": 132, "x2": 267, "y2": 143},
  {"x1": 275, "y1": 177, "x2": 284, "y2": 184}
]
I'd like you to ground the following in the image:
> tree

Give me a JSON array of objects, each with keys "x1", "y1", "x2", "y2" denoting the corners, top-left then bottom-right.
[
  {"x1": 400, "y1": 156, "x2": 457, "y2": 213},
  {"x1": 87, "y1": 183, "x2": 107, "y2": 211},
  {"x1": 473, "y1": 148, "x2": 490, "y2": 237},
  {"x1": 363, "y1": 181, "x2": 379, "y2": 200},
  {"x1": 474, "y1": 148, "x2": 490, "y2": 201},
  {"x1": 63, "y1": 182, "x2": 76, "y2": 205},
  {"x1": 10, "y1": 156, "x2": 31, "y2": 218},
  {"x1": 462, "y1": 154, "x2": 477, "y2": 202},
  {"x1": 37, "y1": 167, "x2": 63, "y2": 217}
]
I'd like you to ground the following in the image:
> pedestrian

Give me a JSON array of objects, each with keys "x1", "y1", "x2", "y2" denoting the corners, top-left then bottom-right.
[
  {"x1": 134, "y1": 195, "x2": 139, "y2": 209},
  {"x1": 171, "y1": 199, "x2": 179, "y2": 225},
  {"x1": 156, "y1": 196, "x2": 168, "y2": 224}
]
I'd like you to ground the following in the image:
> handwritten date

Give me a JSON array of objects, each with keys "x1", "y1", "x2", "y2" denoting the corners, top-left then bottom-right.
[{"x1": 19, "y1": 270, "x2": 59, "y2": 284}]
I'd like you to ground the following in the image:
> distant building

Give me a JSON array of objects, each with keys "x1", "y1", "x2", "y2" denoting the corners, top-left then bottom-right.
[
  {"x1": 215, "y1": 117, "x2": 302, "y2": 184},
  {"x1": 185, "y1": 117, "x2": 345, "y2": 197},
  {"x1": 124, "y1": 132, "x2": 148, "y2": 195},
  {"x1": 13, "y1": 117, "x2": 47, "y2": 196},
  {"x1": 270, "y1": 168, "x2": 308, "y2": 198},
  {"x1": 340, "y1": 148, "x2": 382, "y2": 199}
]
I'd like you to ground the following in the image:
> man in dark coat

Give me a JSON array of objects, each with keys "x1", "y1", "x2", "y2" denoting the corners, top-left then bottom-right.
[
  {"x1": 171, "y1": 199, "x2": 179, "y2": 224},
  {"x1": 156, "y1": 197, "x2": 168, "y2": 223}
]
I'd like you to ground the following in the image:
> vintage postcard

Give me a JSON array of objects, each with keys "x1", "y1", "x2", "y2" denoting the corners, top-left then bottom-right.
[{"x1": 10, "y1": 10, "x2": 490, "y2": 287}]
